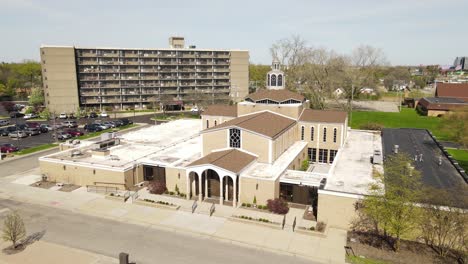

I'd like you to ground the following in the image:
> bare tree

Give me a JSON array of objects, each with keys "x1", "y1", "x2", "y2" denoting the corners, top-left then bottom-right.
[
  {"x1": 270, "y1": 35, "x2": 308, "y2": 67},
  {"x1": 2, "y1": 211, "x2": 26, "y2": 248}
]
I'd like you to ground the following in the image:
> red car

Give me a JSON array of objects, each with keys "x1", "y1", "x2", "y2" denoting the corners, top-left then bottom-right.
[
  {"x1": 26, "y1": 122, "x2": 41, "y2": 128},
  {"x1": 1, "y1": 143, "x2": 19, "y2": 153},
  {"x1": 66, "y1": 129, "x2": 84, "y2": 137}
]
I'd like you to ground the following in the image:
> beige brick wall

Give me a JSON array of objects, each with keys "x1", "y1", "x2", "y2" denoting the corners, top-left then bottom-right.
[
  {"x1": 317, "y1": 192, "x2": 359, "y2": 229},
  {"x1": 427, "y1": 110, "x2": 448, "y2": 117},
  {"x1": 239, "y1": 177, "x2": 279, "y2": 206},
  {"x1": 201, "y1": 116, "x2": 235, "y2": 129},
  {"x1": 202, "y1": 129, "x2": 228, "y2": 155},
  {"x1": 272, "y1": 126, "x2": 297, "y2": 161},
  {"x1": 238, "y1": 103, "x2": 304, "y2": 119},
  {"x1": 165, "y1": 167, "x2": 187, "y2": 195},
  {"x1": 40, "y1": 47, "x2": 79, "y2": 114},
  {"x1": 40, "y1": 160, "x2": 135, "y2": 190},
  {"x1": 230, "y1": 51, "x2": 249, "y2": 101},
  {"x1": 241, "y1": 131, "x2": 270, "y2": 163}
]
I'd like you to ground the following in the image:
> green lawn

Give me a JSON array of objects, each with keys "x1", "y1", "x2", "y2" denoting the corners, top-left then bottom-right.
[
  {"x1": 16, "y1": 143, "x2": 59, "y2": 155},
  {"x1": 346, "y1": 256, "x2": 389, "y2": 264},
  {"x1": 350, "y1": 108, "x2": 452, "y2": 141},
  {"x1": 446, "y1": 149, "x2": 468, "y2": 171}
]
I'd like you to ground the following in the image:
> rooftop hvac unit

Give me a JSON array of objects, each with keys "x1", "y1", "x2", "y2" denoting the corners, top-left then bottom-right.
[{"x1": 393, "y1": 145, "x2": 399, "y2": 154}]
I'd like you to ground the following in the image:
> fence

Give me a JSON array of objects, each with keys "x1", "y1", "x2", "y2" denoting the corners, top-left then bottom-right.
[{"x1": 86, "y1": 185, "x2": 118, "y2": 194}]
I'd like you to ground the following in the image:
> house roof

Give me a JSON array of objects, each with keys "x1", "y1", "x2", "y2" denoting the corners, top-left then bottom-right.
[
  {"x1": 202, "y1": 105, "x2": 237, "y2": 117},
  {"x1": 418, "y1": 97, "x2": 468, "y2": 111},
  {"x1": 299, "y1": 109, "x2": 348, "y2": 123},
  {"x1": 245, "y1": 89, "x2": 305, "y2": 103},
  {"x1": 435, "y1": 83, "x2": 468, "y2": 102},
  {"x1": 187, "y1": 149, "x2": 256, "y2": 174},
  {"x1": 203, "y1": 111, "x2": 296, "y2": 138}
]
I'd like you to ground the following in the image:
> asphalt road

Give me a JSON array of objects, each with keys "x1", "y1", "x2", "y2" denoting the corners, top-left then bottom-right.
[
  {"x1": 0, "y1": 148, "x2": 58, "y2": 177},
  {"x1": 0, "y1": 199, "x2": 315, "y2": 264}
]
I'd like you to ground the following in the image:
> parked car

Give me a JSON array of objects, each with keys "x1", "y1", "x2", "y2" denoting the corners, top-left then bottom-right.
[
  {"x1": 25, "y1": 127, "x2": 41, "y2": 136},
  {"x1": 100, "y1": 112, "x2": 109, "y2": 118},
  {"x1": 0, "y1": 143, "x2": 19, "y2": 153},
  {"x1": 190, "y1": 107, "x2": 199, "y2": 113},
  {"x1": 0, "y1": 128, "x2": 9, "y2": 136},
  {"x1": 68, "y1": 113, "x2": 75, "y2": 119},
  {"x1": 89, "y1": 112, "x2": 98, "y2": 118},
  {"x1": 103, "y1": 121, "x2": 115, "y2": 128},
  {"x1": 0, "y1": 119, "x2": 10, "y2": 126},
  {"x1": 10, "y1": 112, "x2": 25, "y2": 118},
  {"x1": 59, "y1": 113, "x2": 68, "y2": 119},
  {"x1": 62, "y1": 120, "x2": 78, "y2": 128},
  {"x1": 6, "y1": 126, "x2": 17, "y2": 133},
  {"x1": 52, "y1": 132, "x2": 72, "y2": 140},
  {"x1": 84, "y1": 124, "x2": 103, "y2": 132},
  {"x1": 16, "y1": 124, "x2": 28, "y2": 130},
  {"x1": 119, "y1": 118, "x2": 133, "y2": 126},
  {"x1": 9, "y1": 131, "x2": 28, "y2": 138},
  {"x1": 23, "y1": 113, "x2": 38, "y2": 119},
  {"x1": 94, "y1": 120, "x2": 110, "y2": 129},
  {"x1": 66, "y1": 129, "x2": 84, "y2": 137},
  {"x1": 39, "y1": 124, "x2": 50, "y2": 133},
  {"x1": 113, "y1": 120, "x2": 123, "y2": 127},
  {"x1": 26, "y1": 122, "x2": 41, "y2": 128}
]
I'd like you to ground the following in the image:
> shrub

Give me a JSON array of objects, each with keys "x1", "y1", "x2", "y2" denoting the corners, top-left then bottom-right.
[
  {"x1": 316, "y1": 221, "x2": 326, "y2": 232},
  {"x1": 309, "y1": 226, "x2": 315, "y2": 231},
  {"x1": 246, "y1": 203, "x2": 251, "y2": 208},
  {"x1": 174, "y1": 184, "x2": 179, "y2": 194},
  {"x1": 242, "y1": 203, "x2": 246, "y2": 207},
  {"x1": 253, "y1": 196, "x2": 257, "y2": 205},
  {"x1": 179, "y1": 193, "x2": 186, "y2": 198},
  {"x1": 169, "y1": 191, "x2": 175, "y2": 195},
  {"x1": 147, "y1": 181, "x2": 167, "y2": 195},
  {"x1": 109, "y1": 193, "x2": 114, "y2": 196},
  {"x1": 360, "y1": 122, "x2": 384, "y2": 131},
  {"x1": 301, "y1": 159, "x2": 309, "y2": 171},
  {"x1": 266, "y1": 198, "x2": 289, "y2": 214}
]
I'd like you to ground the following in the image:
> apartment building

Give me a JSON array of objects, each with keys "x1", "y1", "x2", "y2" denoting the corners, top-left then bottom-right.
[{"x1": 40, "y1": 37, "x2": 249, "y2": 114}]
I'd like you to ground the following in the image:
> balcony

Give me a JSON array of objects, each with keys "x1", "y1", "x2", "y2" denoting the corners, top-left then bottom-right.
[
  {"x1": 141, "y1": 75, "x2": 158, "y2": 80},
  {"x1": 141, "y1": 53, "x2": 158, "y2": 58},
  {"x1": 179, "y1": 75, "x2": 196, "y2": 79},
  {"x1": 80, "y1": 92, "x2": 99, "y2": 96},
  {"x1": 79, "y1": 52, "x2": 97, "y2": 57},
  {"x1": 214, "y1": 75, "x2": 229, "y2": 79},
  {"x1": 122, "y1": 52, "x2": 139, "y2": 58},
  {"x1": 80, "y1": 76, "x2": 99, "y2": 81},
  {"x1": 214, "y1": 82, "x2": 230, "y2": 86},
  {"x1": 83, "y1": 99, "x2": 100, "y2": 104},
  {"x1": 120, "y1": 68, "x2": 139, "y2": 73},
  {"x1": 179, "y1": 60, "x2": 196, "y2": 65},
  {"x1": 121, "y1": 75, "x2": 139, "y2": 80},
  {"x1": 197, "y1": 82, "x2": 213, "y2": 86},
  {"x1": 160, "y1": 89, "x2": 178, "y2": 94},
  {"x1": 101, "y1": 83, "x2": 120, "y2": 88},
  {"x1": 99, "y1": 61, "x2": 120, "y2": 65},
  {"x1": 160, "y1": 60, "x2": 177, "y2": 65},
  {"x1": 80, "y1": 60, "x2": 98, "y2": 65},
  {"x1": 99, "y1": 52, "x2": 119, "y2": 57},
  {"x1": 197, "y1": 61, "x2": 213, "y2": 65},
  {"x1": 80, "y1": 84, "x2": 100, "y2": 88},
  {"x1": 197, "y1": 75, "x2": 214, "y2": 79},
  {"x1": 160, "y1": 82, "x2": 177, "y2": 87},
  {"x1": 102, "y1": 99, "x2": 121, "y2": 103},
  {"x1": 179, "y1": 82, "x2": 196, "y2": 86},
  {"x1": 199, "y1": 53, "x2": 213, "y2": 58},
  {"x1": 214, "y1": 53, "x2": 230, "y2": 59},
  {"x1": 140, "y1": 60, "x2": 159, "y2": 65},
  {"x1": 179, "y1": 53, "x2": 195, "y2": 58},
  {"x1": 99, "y1": 76, "x2": 119, "y2": 81},
  {"x1": 123, "y1": 61, "x2": 139, "y2": 65},
  {"x1": 214, "y1": 67, "x2": 230, "y2": 72},
  {"x1": 140, "y1": 82, "x2": 159, "y2": 87}
]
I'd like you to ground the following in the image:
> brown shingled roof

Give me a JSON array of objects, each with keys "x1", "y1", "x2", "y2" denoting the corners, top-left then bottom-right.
[
  {"x1": 246, "y1": 89, "x2": 305, "y2": 103},
  {"x1": 202, "y1": 105, "x2": 237, "y2": 117},
  {"x1": 203, "y1": 111, "x2": 296, "y2": 138},
  {"x1": 299, "y1": 109, "x2": 347, "y2": 123},
  {"x1": 418, "y1": 97, "x2": 468, "y2": 111},
  {"x1": 187, "y1": 149, "x2": 256, "y2": 174},
  {"x1": 435, "y1": 83, "x2": 468, "y2": 102}
]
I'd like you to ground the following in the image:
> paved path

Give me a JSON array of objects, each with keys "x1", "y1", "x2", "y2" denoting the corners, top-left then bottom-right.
[
  {"x1": 0, "y1": 199, "x2": 316, "y2": 264},
  {"x1": 0, "y1": 148, "x2": 58, "y2": 177}
]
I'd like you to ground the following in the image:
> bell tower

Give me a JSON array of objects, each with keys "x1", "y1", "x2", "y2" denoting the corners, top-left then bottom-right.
[{"x1": 266, "y1": 59, "x2": 285, "y2": 90}]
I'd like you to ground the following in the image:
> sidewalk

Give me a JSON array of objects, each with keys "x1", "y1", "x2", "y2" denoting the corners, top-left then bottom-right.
[
  {"x1": 0, "y1": 241, "x2": 117, "y2": 264},
  {"x1": 0, "y1": 170, "x2": 347, "y2": 264}
]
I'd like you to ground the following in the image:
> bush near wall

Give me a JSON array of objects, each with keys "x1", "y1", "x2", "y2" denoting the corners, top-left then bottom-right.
[
  {"x1": 266, "y1": 198, "x2": 289, "y2": 214},
  {"x1": 148, "y1": 181, "x2": 167, "y2": 195}
]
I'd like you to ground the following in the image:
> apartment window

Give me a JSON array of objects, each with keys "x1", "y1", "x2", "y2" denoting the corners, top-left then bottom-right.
[
  {"x1": 329, "y1": 150, "x2": 338, "y2": 163},
  {"x1": 206, "y1": 120, "x2": 209, "y2": 128},
  {"x1": 318, "y1": 149, "x2": 328, "y2": 163},
  {"x1": 301, "y1": 126, "x2": 305, "y2": 140},
  {"x1": 308, "y1": 148, "x2": 317, "y2": 162},
  {"x1": 310, "y1": 127, "x2": 314, "y2": 141},
  {"x1": 229, "y1": 128, "x2": 241, "y2": 148},
  {"x1": 333, "y1": 128, "x2": 337, "y2": 143},
  {"x1": 323, "y1": 127, "x2": 327, "y2": 142}
]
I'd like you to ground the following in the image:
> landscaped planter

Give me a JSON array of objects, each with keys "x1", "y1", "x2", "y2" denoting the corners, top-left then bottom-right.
[
  {"x1": 228, "y1": 216, "x2": 282, "y2": 230},
  {"x1": 134, "y1": 199, "x2": 180, "y2": 210},
  {"x1": 295, "y1": 226, "x2": 328, "y2": 237},
  {"x1": 105, "y1": 194, "x2": 127, "y2": 202}
]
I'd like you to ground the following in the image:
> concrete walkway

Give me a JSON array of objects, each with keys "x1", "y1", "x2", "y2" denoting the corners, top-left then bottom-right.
[
  {"x1": 0, "y1": 170, "x2": 347, "y2": 264},
  {"x1": 0, "y1": 241, "x2": 117, "y2": 264}
]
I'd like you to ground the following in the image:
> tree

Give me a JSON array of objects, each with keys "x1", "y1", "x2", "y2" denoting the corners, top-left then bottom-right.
[
  {"x1": 2, "y1": 211, "x2": 26, "y2": 248},
  {"x1": 440, "y1": 107, "x2": 468, "y2": 148},
  {"x1": 359, "y1": 153, "x2": 423, "y2": 251},
  {"x1": 40, "y1": 108, "x2": 51, "y2": 120},
  {"x1": 249, "y1": 64, "x2": 270, "y2": 91},
  {"x1": 28, "y1": 88, "x2": 44, "y2": 110},
  {"x1": 419, "y1": 187, "x2": 468, "y2": 258},
  {"x1": 158, "y1": 93, "x2": 174, "y2": 115}
]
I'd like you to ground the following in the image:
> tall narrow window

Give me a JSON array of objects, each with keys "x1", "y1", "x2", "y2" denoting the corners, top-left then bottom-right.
[
  {"x1": 278, "y1": 74, "x2": 283, "y2": 86},
  {"x1": 271, "y1": 74, "x2": 277, "y2": 86},
  {"x1": 333, "y1": 128, "x2": 337, "y2": 143},
  {"x1": 214, "y1": 120, "x2": 217, "y2": 126},
  {"x1": 229, "y1": 128, "x2": 241, "y2": 148},
  {"x1": 329, "y1": 150, "x2": 338, "y2": 163},
  {"x1": 301, "y1": 126, "x2": 305, "y2": 140},
  {"x1": 310, "y1": 127, "x2": 314, "y2": 141},
  {"x1": 206, "y1": 120, "x2": 209, "y2": 128},
  {"x1": 323, "y1": 127, "x2": 327, "y2": 142}
]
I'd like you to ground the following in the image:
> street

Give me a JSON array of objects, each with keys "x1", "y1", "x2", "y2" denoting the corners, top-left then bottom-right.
[{"x1": 0, "y1": 199, "x2": 314, "y2": 264}]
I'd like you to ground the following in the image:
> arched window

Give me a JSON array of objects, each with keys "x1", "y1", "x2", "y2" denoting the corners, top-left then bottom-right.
[
  {"x1": 271, "y1": 74, "x2": 277, "y2": 86},
  {"x1": 214, "y1": 120, "x2": 217, "y2": 126},
  {"x1": 278, "y1": 74, "x2": 283, "y2": 86},
  {"x1": 310, "y1": 127, "x2": 314, "y2": 141},
  {"x1": 301, "y1": 126, "x2": 305, "y2": 140},
  {"x1": 267, "y1": 74, "x2": 270, "y2": 86},
  {"x1": 206, "y1": 120, "x2": 209, "y2": 128},
  {"x1": 323, "y1": 127, "x2": 327, "y2": 142},
  {"x1": 333, "y1": 128, "x2": 337, "y2": 143}
]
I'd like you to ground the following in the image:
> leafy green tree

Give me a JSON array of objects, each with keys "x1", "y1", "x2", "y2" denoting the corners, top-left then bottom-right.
[
  {"x1": 359, "y1": 153, "x2": 423, "y2": 252},
  {"x1": 28, "y1": 88, "x2": 44, "y2": 109},
  {"x1": 40, "y1": 108, "x2": 51, "y2": 120},
  {"x1": 249, "y1": 64, "x2": 270, "y2": 90},
  {"x1": 440, "y1": 107, "x2": 468, "y2": 148}
]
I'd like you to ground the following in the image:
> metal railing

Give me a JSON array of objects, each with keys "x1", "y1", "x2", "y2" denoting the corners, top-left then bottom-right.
[
  {"x1": 209, "y1": 203, "x2": 215, "y2": 217},
  {"x1": 86, "y1": 185, "x2": 118, "y2": 194},
  {"x1": 192, "y1": 200, "x2": 197, "y2": 213}
]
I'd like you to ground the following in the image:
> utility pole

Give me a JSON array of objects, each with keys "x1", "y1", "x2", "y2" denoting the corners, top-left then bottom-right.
[{"x1": 349, "y1": 85, "x2": 354, "y2": 124}]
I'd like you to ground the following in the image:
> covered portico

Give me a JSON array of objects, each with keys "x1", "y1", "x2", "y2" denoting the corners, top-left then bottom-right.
[{"x1": 185, "y1": 149, "x2": 257, "y2": 207}]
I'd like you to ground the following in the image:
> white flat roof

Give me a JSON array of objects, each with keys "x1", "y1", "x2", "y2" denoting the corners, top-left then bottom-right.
[
  {"x1": 325, "y1": 129, "x2": 383, "y2": 195},
  {"x1": 241, "y1": 141, "x2": 308, "y2": 180},
  {"x1": 41, "y1": 119, "x2": 202, "y2": 171}
]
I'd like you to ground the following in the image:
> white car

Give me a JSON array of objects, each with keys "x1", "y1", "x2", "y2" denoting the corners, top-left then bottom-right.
[
  {"x1": 23, "y1": 113, "x2": 38, "y2": 119},
  {"x1": 190, "y1": 107, "x2": 199, "y2": 113},
  {"x1": 59, "y1": 113, "x2": 68, "y2": 119},
  {"x1": 100, "y1": 112, "x2": 109, "y2": 118}
]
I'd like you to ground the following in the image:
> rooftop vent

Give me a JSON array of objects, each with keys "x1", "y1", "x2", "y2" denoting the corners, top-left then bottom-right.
[{"x1": 393, "y1": 145, "x2": 399, "y2": 154}]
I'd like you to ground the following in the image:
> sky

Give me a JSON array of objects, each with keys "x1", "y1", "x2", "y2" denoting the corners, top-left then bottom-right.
[{"x1": 0, "y1": 0, "x2": 467, "y2": 66}]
